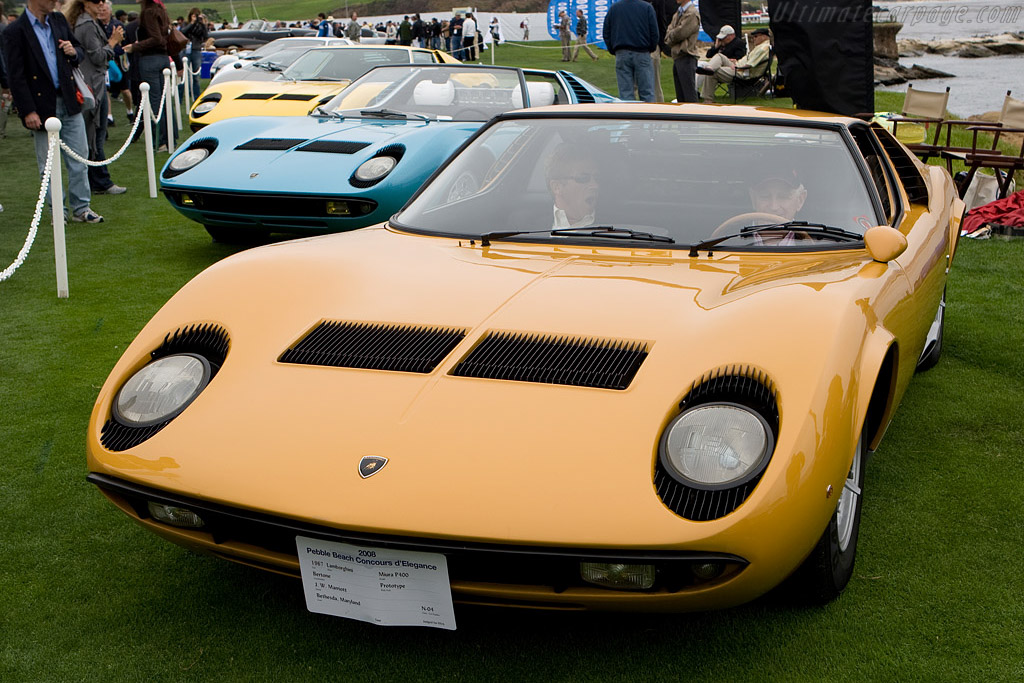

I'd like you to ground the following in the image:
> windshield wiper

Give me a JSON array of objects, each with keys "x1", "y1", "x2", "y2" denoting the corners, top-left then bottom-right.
[
  {"x1": 253, "y1": 61, "x2": 282, "y2": 71},
  {"x1": 479, "y1": 226, "x2": 674, "y2": 247},
  {"x1": 688, "y1": 221, "x2": 863, "y2": 256},
  {"x1": 359, "y1": 108, "x2": 429, "y2": 121}
]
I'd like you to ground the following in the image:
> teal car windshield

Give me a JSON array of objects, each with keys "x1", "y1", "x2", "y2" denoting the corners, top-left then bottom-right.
[
  {"x1": 319, "y1": 66, "x2": 554, "y2": 122},
  {"x1": 395, "y1": 118, "x2": 881, "y2": 249}
]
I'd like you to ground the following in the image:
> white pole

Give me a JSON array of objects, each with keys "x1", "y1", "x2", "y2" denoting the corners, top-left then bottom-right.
[
  {"x1": 183, "y1": 61, "x2": 192, "y2": 111},
  {"x1": 45, "y1": 117, "x2": 69, "y2": 299},
  {"x1": 140, "y1": 82, "x2": 157, "y2": 198},
  {"x1": 491, "y1": 38, "x2": 495, "y2": 65},
  {"x1": 172, "y1": 67, "x2": 183, "y2": 132},
  {"x1": 163, "y1": 68, "x2": 173, "y2": 152}
]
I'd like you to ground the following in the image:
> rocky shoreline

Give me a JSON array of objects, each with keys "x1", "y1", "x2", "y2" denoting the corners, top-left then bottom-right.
[{"x1": 874, "y1": 32, "x2": 1024, "y2": 86}]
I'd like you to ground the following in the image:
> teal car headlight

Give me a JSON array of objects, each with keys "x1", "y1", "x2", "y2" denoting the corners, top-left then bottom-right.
[
  {"x1": 168, "y1": 148, "x2": 210, "y2": 172},
  {"x1": 659, "y1": 403, "x2": 773, "y2": 488},
  {"x1": 113, "y1": 354, "x2": 211, "y2": 427},
  {"x1": 354, "y1": 156, "x2": 397, "y2": 182}
]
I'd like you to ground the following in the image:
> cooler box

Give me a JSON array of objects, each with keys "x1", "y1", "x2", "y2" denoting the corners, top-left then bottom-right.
[{"x1": 201, "y1": 51, "x2": 217, "y2": 79}]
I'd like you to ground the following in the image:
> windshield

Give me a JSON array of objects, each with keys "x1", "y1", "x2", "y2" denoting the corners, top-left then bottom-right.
[
  {"x1": 251, "y1": 47, "x2": 310, "y2": 69},
  {"x1": 395, "y1": 118, "x2": 880, "y2": 250},
  {"x1": 283, "y1": 47, "x2": 415, "y2": 82},
  {"x1": 251, "y1": 39, "x2": 325, "y2": 59},
  {"x1": 320, "y1": 66, "x2": 546, "y2": 122}
]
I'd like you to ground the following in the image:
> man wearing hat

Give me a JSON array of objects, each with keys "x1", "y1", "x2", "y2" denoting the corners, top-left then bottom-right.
[
  {"x1": 749, "y1": 165, "x2": 806, "y2": 222},
  {"x1": 698, "y1": 27, "x2": 771, "y2": 104}
]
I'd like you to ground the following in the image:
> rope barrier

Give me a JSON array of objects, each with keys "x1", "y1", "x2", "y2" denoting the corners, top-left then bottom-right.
[
  {"x1": 2, "y1": 74, "x2": 171, "y2": 289},
  {"x1": 0, "y1": 130, "x2": 57, "y2": 283}
]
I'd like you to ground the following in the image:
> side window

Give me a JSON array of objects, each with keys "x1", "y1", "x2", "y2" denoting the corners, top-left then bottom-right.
[
  {"x1": 522, "y1": 72, "x2": 570, "y2": 105},
  {"x1": 871, "y1": 124, "x2": 930, "y2": 204},
  {"x1": 412, "y1": 51, "x2": 435, "y2": 64},
  {"x1": 850, "y1": 125, "x2": 894, "y2": 221}
]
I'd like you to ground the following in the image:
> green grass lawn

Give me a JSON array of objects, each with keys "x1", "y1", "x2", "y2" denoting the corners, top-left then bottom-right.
[{"x1": 1, "y1": 69, "x2": 1023, "y2": 680}]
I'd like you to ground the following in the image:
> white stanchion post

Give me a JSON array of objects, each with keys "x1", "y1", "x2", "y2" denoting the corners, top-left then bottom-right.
[
  {"x1": 183, "y1": 62, "x2": 192, "y2": 111},
  {"x1": 491, "y1": 39, "x2": 495, "y2": 65},
  {"x1": 172, "y1": 67, "x2": 183, "y2": 131},
  {"x1": 45, "y1": 118, "x2": 69, "y2": 299},
  {"x1": 163, "y1": 68, "x2": 173, "y2": 153},
  {"x1": 140, "y1": 82, "x2": 156, "y2": 198}
]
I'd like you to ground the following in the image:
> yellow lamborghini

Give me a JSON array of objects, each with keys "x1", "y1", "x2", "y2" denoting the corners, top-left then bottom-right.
[
  {"x1": 88, "y1": 104, "x2": 963, "y2": 629},
  {"x1": 189, "y1": 45, "x2": 460, "y2": 131}
]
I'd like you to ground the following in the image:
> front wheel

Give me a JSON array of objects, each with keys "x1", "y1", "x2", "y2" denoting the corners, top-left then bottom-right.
[{"x1": 788, "y1": 429, "x2": 866, "y2": 604}]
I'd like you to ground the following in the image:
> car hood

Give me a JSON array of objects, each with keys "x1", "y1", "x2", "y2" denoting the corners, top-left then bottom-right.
[
  {"x1": 89, "y1": 227, "x2": 904, "y2": 549},
  {"x1": 190, "y1": 80, "x2": 350, "y2": 126},
  {"x1": 164, "y1": 116, "x2": 481, "y2": 195}
]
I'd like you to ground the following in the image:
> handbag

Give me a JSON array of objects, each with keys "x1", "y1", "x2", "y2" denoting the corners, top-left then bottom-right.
[
  {"x1": 167, "y1": 27, "x2": 188, "y2": 57},
  {"x1": 107, "y1": 59, "x2": 123, "y2": 83},
  {"x1": 72, "y1": 67, "x2": 96, "y2": 113}
]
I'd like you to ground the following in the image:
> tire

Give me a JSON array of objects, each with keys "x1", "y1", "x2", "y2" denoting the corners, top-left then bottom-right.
[
  {"x1": 916, "y1": 288, "x2": 946, "y2": 372},
  {"x1": 204, "y1": 224, "x2": 268, "y2": 244},
  {"x1": 788, "y1": 428, "x2": 866, "y2": 605}
]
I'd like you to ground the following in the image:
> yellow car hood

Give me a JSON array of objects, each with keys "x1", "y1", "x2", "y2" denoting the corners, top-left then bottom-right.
[
  {"x1": 191, "y1": 80, "x2": 349, "y2": 127},
  {"x1": 89, "y1": 226, "x2": 909, "y2": 555}
]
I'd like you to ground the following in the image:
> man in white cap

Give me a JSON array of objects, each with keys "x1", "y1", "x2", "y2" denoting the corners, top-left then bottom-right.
[{"x1": 698, "y1": 27, "x2": 771, "y2": 104}]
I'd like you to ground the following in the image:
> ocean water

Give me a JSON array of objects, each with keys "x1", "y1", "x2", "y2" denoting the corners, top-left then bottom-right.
[
  {"x1": 876, "y1": 1, "x2": 1024, "y2": 115},
  {"x1": 878, "y1": 53, "x2": 1024, "y2": 115}
]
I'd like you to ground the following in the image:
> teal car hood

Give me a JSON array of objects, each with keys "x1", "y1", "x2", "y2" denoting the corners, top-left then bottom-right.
[{"x1": 161, "y1": 115, "x2": 483, "y2": 196}]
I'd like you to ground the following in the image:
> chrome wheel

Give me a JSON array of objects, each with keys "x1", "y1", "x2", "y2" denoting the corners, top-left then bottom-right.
[{"x1": 835, "y1": 438, "x2": 863, "y2": 552}]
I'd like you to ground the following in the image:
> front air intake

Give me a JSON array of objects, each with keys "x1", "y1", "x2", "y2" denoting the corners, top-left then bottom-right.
[
  {"x1": 452, "y1": 332, "x2": 648, "y2": 390},
  {"x1": 279, "y1": 321, "x2": 467, "y2": 374}
]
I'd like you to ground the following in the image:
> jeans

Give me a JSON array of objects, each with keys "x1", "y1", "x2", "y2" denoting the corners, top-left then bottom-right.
[
  {"x1": 32, "y1": 96, "x2": 92, "y2": 215},
  {"x1": 614, "y1": 50, "x2": 655, "y2": 103},
  {"x1": 189, "y1": 49, "x2": 203, "y2": 100},
  {"x1": 82, "y1": 86, "x2": 114, "y2": 191},
  {"x1": 139, "y1": 53, "x2": 177, "y2": 148},
  {"x1": 452, "y1": 35, "x2": 462, "y2": 59}
]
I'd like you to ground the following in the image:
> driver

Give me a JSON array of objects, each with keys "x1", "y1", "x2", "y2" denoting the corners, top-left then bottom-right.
[
  {"x1": 545, "y1": 144, "x2": 601, "y2": 229},
  {"x1": 749, "y1": 166, "x2": 806, "y2": 221}
]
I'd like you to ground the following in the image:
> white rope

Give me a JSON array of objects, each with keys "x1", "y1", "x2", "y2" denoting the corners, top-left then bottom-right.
[
  {"x1": 0, "y1": 133, "x2": 57, "y2": 283},
  {"x1": 59, "y1": 96, "x2": 148, "y2": 167},
  {"x1": 493, "y1": 39, "x2": 604, "y2": 50}
]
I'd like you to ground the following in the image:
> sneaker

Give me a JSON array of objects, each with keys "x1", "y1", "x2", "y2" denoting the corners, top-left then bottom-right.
[
  {"x1": 107, "y1": 116, "x2": 116, "y2": 127},
  {"x1": 96, "y1": 184, "x2": 127, "y2": 195},
  {"x1": 156, "y1": 144, "x2": 168, "y2": 152},
  {"x1": 72, "y1": 209, "x2": 104, "y2": 223},
  {"x1": 696, "y1": 66, "x2": 715, "y2": 76}
]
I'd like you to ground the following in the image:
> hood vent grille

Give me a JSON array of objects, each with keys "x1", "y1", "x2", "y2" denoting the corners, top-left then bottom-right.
[
  {"x1": 298, "y1": 140, "x2": 372, "y2": 154},
  {"x1": 235, "y1": 92, "x2": 275, "y2": 100},
  {"x1": 274, "y1": 93, "x2": 317, "y2": 101},
  {"x1": 280, "y1": 321, "x2": 468, "y2": 373},
  {"x1": 452, "y1": 332, "x2": 648, "y2": 390},
  {"x1": 235, "y1": 138, "x2": 307, "y2": 151},
  {"x1": 561, "y1": 73, "x2": 596, "y2": 104}
]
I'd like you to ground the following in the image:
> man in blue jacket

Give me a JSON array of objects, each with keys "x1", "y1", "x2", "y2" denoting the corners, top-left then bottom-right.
[
  {"x1": 602, "y1": 0, "x2": 660, "y2": 102},
  {"x1": 3, "y1": 0, "x2": 102, "y2": 222}
]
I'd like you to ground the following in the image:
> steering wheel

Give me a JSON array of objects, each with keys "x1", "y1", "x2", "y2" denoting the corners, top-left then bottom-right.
[{"x1": 711, "y1": 212, "x2": 789, "y2": 238}]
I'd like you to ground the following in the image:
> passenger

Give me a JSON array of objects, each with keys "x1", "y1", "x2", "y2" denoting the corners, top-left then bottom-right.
[{"x1": 546, "y1": 143, "x2": 601, "y2": 228}]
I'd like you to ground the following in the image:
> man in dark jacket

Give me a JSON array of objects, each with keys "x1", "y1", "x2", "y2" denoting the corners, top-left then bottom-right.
[
  {"x1": 2, "y1": 0, "x2": 102, "y2": 222},
  {"x1": 602, "y1": 0, "x2": 659, "y2": 102}
]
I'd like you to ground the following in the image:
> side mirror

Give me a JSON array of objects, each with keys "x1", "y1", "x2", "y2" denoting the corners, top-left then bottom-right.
[{"x1": 864, "y1": 225, "x2": 907, "y2": 263}]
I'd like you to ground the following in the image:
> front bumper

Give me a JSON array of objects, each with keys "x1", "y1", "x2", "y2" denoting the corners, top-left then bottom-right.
[
  {"x1": 161, "y1": 188, "x2": 384, "y2": 234},
  {"x1": 90, "y1": 473, "x2": 753, "y2": 612}
]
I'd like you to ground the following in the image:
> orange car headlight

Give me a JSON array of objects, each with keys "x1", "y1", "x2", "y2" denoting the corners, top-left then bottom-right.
[
  {"x1": 659, "y1": 403, "x2": 774, "y2": 489},
  {"x1": 113, "y1": 354, "x2": 212, "y2": 427}
]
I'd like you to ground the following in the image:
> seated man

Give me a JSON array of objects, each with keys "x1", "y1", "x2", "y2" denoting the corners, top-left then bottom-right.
[
  {"x1": 546, "y1": 143, "x2": 601, "y2": 228},
  {"x1": 749, "y1": 166, "x2": 806, "y2": 221},
  {"x1": 698, "y1": 27, "x2": 771, "y2": 104}
]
